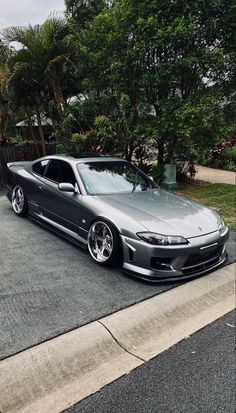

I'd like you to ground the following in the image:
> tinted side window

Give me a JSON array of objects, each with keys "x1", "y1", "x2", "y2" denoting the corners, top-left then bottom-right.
[
  {"x1": 32, "y1": 160, "x2": 49, "y2": 176},
  {"x1": 45, "y1": 160, "x2": 76, "y2": 185}
]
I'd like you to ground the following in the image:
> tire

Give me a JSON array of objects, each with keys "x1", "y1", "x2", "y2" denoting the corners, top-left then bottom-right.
[
  {"x1": 12, "y1": 185, "x2": 28, "y2": 217},
  {"x1": 88, "y1": 220, "x2": 122, "y2": 266}
]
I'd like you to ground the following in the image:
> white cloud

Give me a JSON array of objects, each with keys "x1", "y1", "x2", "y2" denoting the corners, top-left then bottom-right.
[{"x1": 0, "y1": 0, "x2": 66, "y2": 32}]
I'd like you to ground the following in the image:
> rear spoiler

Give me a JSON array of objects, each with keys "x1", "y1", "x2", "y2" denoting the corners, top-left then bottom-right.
[{"x1": 7, "y1": 161, "x2": 31, "y2": 168}]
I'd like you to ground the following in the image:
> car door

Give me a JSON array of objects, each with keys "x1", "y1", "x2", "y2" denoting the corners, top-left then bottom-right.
[
  {"x1": 36, "y1": 159, "x2": 88, "y2": 239},
  {"x1": 27, "y1": 159, "x2": 50, "y2": 214}
]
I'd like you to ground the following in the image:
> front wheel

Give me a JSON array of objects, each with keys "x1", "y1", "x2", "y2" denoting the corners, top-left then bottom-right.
[
  {"x1": 88, "y1": 220, "x2": 121, "y2": 266},
  {"x1": 12, "y1": 185, "x2": 28, "y2": 217}
]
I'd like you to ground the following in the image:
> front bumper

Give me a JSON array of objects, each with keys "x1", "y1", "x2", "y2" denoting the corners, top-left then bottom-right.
[{"x1": 121, "y1": 228, "x2": 229, "y2": 282}]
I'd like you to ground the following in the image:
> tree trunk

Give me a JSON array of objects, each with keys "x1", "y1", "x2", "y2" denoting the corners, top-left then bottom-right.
[
  {"x1": 35, "y1": 108, "x2": 46, "y2": 156},
  {"x1": 51, "y1": 75, "x2": 72, "y2": 140},
  {"x1": 26, "y1": 109, "x2": 40, "y2": 157},
  {"x1": 126, "y1": 143, "x2": 134, "y2": 162},
  {"x1": 51, "y1": 76, "x2": 65, "y2": 118},
  {"x1": 166, "y1": 136, "x2": 178, "y2": 164},
  {"x1": 157, "y1": 141, "x2": 164, "y2": 165}
]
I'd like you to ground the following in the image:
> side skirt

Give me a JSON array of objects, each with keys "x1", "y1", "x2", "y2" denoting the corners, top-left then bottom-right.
[{"x1": 30, "y1": 213, "x2": 88, "y2": 250}]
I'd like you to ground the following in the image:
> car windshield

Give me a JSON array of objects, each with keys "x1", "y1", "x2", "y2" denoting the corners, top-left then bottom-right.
[{"x1": 77, "y1": 161, "x2": 155, "y2": 195}]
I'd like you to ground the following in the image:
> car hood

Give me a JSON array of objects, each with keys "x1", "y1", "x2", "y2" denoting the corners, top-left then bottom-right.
[{"x1": 96, "y1": 189, "x2": 220, "y2": 238}]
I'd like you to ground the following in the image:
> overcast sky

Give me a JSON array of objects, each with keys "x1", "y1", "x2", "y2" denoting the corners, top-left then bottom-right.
[{"x1": 0, "y1": 0, "x2": 66, "y2": 32}]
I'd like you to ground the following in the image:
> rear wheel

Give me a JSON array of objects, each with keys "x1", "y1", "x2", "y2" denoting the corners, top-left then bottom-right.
[
  {"x1": 88, "y1": 220, "x2": 121, "y2": 266},
  {"x1": 12, "y1": 185, "x2": 28, "y2": 217}
]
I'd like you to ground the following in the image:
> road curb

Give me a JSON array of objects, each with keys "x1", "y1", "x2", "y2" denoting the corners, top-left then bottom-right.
[
  {"x1": 0, "y1": 264, "x2": 235, "y2": 413},
  {"x1": 101, "y1": 263, "x2": 235, "y2": 361},
  {"x1": 0, "y1": 320, "x2": 142, "y2": 413}
]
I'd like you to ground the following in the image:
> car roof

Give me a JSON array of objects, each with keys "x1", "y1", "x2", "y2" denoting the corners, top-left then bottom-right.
[{"x1": 41, "y1": 153, "x2": 126, "y2": 164}]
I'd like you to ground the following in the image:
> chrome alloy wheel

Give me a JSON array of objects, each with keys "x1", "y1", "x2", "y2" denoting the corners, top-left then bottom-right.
[
  {"x1": 88, "y1": 221, "x2": 114, "y2": 263},
  {"x1": 12, "y1": 186, "x2": 25, "y2": 214}
]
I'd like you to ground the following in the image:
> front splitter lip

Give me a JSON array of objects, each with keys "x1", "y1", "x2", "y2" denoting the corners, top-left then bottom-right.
[{"x1": 122, "y1": 254, "x2": 228, "y2": 283}]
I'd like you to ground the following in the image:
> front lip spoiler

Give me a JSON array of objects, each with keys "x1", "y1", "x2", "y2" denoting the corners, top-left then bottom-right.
[{"x1": 122, "y1": 254, "x2": 228, "y2": 283}]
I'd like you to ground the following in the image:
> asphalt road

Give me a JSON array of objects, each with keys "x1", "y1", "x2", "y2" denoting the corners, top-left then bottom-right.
[
  {"x1": 0, "y1": 193, "x2": 235, "y2": 360},
  {"x1": 65, "y1": 310, "x2": 236, "y2": 413}
]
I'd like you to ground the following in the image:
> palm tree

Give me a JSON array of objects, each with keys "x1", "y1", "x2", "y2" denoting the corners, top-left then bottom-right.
[
  {"x1": 2, "y1": 29, "x2": 47, "y2": 153},
  {"x1": 2, "y1": 17, "x2": 74, "y2": 153},
  {"x1": 40, "y1": 17, "x2": 69, "y2": 116},
  {"x1": 0, "y1": 42, "x2": 10, "y2": 132}
]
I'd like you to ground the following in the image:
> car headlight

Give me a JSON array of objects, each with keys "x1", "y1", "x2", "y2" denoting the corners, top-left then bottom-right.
[
  {"x1": 137, "y1": 232, "x2": 188, "y2": 245},
  {"x1": 218, "y1": 218, "x2": 227, "y2": 235}
]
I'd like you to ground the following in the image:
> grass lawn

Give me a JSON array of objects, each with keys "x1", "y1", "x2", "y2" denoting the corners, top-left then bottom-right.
[{"x1": 174, "y1": 181, "x2": 236, "y2": 231}]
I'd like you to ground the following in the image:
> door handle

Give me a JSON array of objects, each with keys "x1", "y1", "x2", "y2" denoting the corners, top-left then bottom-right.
[{"x1": 38, "y1": 185, "x2": 43, "y2": 191}]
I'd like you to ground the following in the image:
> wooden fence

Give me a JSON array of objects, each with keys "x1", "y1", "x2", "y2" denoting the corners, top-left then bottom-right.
[{"x1": 0, "y1": 143, "x2": 56, "y2": 187}]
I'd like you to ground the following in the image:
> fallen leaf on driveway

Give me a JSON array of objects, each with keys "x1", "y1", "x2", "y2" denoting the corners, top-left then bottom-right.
[{"x1": 226, "y1": 323, "x2": 235, "y2": 328}]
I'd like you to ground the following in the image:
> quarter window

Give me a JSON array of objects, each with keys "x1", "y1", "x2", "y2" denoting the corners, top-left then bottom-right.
[
  {"x1": 45, "y1": 160, "x2": 76, "y2": 186},
  {"x1": 32, "y1": 160, "x2": 49, "y2": 176}
]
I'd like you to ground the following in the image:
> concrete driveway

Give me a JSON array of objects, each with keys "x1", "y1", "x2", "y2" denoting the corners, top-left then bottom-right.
[
  {"x1": 0, "y1": 192, "x2": 235, "y2": 360},
  {"x1": 196, "y1": 165, "x2": 236, "y2": 185}
]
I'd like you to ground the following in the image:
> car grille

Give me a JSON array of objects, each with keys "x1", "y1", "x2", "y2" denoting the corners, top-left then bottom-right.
[{"x1": 182, "y1": 245, "x2": 224, "y2": 274}]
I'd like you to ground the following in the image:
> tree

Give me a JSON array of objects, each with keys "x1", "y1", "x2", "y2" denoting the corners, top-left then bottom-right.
[
  {"x1": 70, "y1": 0, "x2": 233, "y2": 163},
  {"x1": 65, "y1": 0, "x2": 108, "y2": 30},
  {"x1": 0, "y1": 41, "x2": 10, "y2": 132},
  {"x1": 1, "y1": 17, "x2": 82, "y2": 151},
  {"x1": 1, "y1": 1, "x2": 234, "y2": 163},
  {"x1": 2, "y1": 25, "x2": 47, "y2": 153},
  {"x1": 3, "y1": 17, "x2": 73, "y2": 116}
]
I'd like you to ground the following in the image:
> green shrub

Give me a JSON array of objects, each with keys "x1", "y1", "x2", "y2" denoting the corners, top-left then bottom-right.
[
  {"x1": 176, "y1": 161, "x2": 197, "y2": 183},
  {"x1": 221, "y1": 147, "x2": 236, "y2": 171},
  {"x1": 9, "y1": 134, "x2": 26, "y2": 146},
  {"x1": 211, "y1": 147, "x2": 236, "y2": 171},
  {"x1": 197, "y1": 149, "x2": 212, "y2": 166},
  {"x1": 56, "y1": 142, "x2": 75, "y2": 154},
  {"x1": 150, "y1": 164, "x2": 165, "y2": 184},
  {"x1": 198, "y1": 145, "x2": 236, "y2": 172}
]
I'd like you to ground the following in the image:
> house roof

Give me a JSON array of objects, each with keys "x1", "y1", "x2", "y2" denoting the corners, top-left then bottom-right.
[{"x1": 16, "y1": 116, "x2": 52, "y2": 127}]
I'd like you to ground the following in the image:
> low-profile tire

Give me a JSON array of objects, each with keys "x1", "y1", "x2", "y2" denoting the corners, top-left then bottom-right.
[
  {"x1": 11, "y1": 185, "x2": 28, "y2": 217},
  {"x1": 88, "y1": 219, "x2": 122, "y2": 266}
]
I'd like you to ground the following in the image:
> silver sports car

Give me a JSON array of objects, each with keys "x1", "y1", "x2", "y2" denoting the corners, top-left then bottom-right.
[{"x1": 6, "y1": 153, "x2": 229, "y2": 281}]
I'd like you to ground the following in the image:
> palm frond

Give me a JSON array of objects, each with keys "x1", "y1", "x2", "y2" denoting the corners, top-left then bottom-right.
[
  {"x1": 1, "y1": 26, "x2": 27, "y2": 45},
  {"x1": 41, "y1": 16, "x2": 68, "y2": 49}
]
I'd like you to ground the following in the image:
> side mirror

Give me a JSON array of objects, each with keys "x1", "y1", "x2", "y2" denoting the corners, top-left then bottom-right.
[{"x1": 58, "y1": 182, "x2": 75, "y2": 192}]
